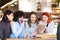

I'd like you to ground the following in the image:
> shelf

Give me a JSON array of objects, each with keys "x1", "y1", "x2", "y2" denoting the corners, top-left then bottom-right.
[
  {"x1": 52, "y1": 8, "x2": 60, "y2": 15},
  {"x1": 52, "y1": 7, "x2": 60, "y2": 10},
  {"x1": 52, "y1": 13, "x2": 60, "y2": 15}
]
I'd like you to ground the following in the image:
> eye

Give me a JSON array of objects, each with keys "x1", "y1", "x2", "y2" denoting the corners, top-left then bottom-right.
[{"x1": 45, "y1": 17, "x2": 46, "y2": 18}]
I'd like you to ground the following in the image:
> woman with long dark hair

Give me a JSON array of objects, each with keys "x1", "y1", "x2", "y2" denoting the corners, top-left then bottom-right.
[{"x1": 0, "y1": 10, "x2": 14, "y2": 40}]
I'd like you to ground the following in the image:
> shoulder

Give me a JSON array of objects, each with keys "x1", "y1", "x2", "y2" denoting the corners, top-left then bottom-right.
[
  {"x1": 12, "y1": 21, "x2": 19, "y2": 24},
  {"x1": 11, "y1": 21, "x2": 20, "y2": 29},
  {"x1": 48, "y1": 20, "x2": 55, "y2": 27},
  {"x1": 1, "y1": 21, "x2": 6, "y2": 24},
  {"x1": 49, "y1": 20, "x2": 54, "y2": 24},
  {"x1": 0, "y1": 21, "x2": 10, "y2": 29},
  {"x1": 11, "y1": 21, "x2": 20, "y2": 27},
  {"x1": 25, "y1": 22, "x2": 29, "y2": 27},
  {"x1": 1, "y1": 21, "x2": 9, "y2": 26}
]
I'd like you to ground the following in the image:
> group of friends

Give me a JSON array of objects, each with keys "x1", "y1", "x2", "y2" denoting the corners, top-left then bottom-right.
[{"x1": 0, "y1": 10, "x2": 54, "y2": 40}]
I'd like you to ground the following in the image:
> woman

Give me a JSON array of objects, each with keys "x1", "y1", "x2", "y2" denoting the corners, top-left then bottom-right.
[
  {"x1": 0, "y1": 10, "x2": 14, "y2": 40},
  {"x1": 39, "y1": 12, "x2": 54, "y2": 33},
  {"x1": 26, "y1": 12, "x2": 38, "y2": 38},
  {"x1": 10, "y1": 11, "x2": 26, "y2": 38}
]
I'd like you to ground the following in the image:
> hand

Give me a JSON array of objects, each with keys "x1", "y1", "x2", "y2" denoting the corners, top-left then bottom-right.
[
  {"x1": 31, "y1": 32, "x2": 36, "y2": 37},
  {"x1": 20, "y1": 22, "x2": 24, "y2": 28},
  {"x1": 24, "y1": 33, "x2": 27, "y2": 38}
]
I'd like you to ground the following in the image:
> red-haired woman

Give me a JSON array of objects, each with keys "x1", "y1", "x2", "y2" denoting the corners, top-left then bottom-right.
[{"x1": 39, "y1": 12, "x2": 54, "y2": 33}]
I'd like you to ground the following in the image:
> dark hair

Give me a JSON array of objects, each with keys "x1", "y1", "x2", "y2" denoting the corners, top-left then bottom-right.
[
  {"x1": 28, "y1": 12, "x2": 38, "y2": 27},
  {"x1": 13, "y1": 11, "x2": 24, "y2": 21},
  {"x1": 2, "y1": 10, "x2": 13, "y2": 23}
]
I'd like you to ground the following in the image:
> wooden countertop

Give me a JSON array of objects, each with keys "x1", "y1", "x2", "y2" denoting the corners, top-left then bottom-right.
[{"x1": 6, "y1": 34, "x2": 56, "y2": 40}]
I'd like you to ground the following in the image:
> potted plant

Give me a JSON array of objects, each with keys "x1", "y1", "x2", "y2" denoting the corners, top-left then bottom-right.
[{"x1": 55, "y1": 0, "x2": 60, "y2": 7}]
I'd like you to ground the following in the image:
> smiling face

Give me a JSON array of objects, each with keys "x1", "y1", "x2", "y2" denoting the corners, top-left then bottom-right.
[
  {"x1": 30, "y1": 14, "x2": 37, "y2": 24},
  {"x1": 7, "y1": 13, "x2": 14, "y2": 22},
  {"x1": 42, "y1": 15, "x2": 48, "y2": 23}
]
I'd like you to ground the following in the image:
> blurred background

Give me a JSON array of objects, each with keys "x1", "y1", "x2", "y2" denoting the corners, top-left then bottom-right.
[{"x1": 0, "y1": 0, "x2": 60, "y2": 34}]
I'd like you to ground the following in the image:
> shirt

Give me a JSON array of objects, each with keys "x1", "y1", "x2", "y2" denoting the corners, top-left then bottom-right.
[
  {"x1": 10, "y1": 21, "x2": 26, "y2": 38},
  {"x1": 39, "y1": 20, "x2": 54, "y2": 33},
  {"x1": 0, "y1": 21, "x2": 11, "y2": 39},
  {"x1": 26, "y1": 22, "x2": 37, "y2": 38}
]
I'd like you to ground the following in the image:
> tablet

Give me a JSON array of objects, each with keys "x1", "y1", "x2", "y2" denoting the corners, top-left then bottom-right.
[{"x1": 35, "y1": 24, "x2": 45, "y2": 34}]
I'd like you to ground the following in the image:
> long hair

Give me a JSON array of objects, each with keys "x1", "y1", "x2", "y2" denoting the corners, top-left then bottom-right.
[
  {"x1": 41, "y1": 12, "x2": 52, "y2": 24},
  {"x1": 28, "y1": 12, "x2": 38, "y2": 27},
  {"x1": 2, "y1": 10, "x2": 13, "y2": 23}
]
